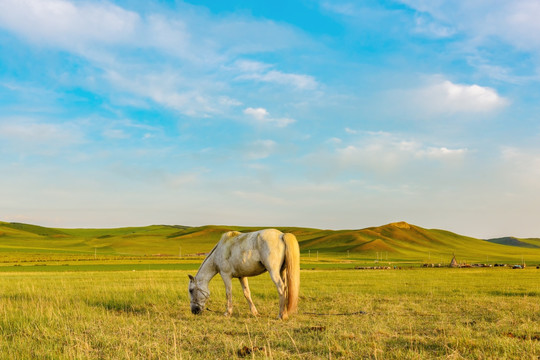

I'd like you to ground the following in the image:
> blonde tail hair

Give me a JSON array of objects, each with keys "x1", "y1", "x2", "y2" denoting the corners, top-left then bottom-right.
[{"x1": 282, "y1": 233, "x2": 300, "y2": 314}]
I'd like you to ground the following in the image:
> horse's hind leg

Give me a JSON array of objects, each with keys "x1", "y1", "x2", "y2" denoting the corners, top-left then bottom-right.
[
  {"x1": 267, "y1": 269, "x2": 288, "y2": 320},
  {"x1": 239, "y1": 277, "x2": 259, "y2": 316}
]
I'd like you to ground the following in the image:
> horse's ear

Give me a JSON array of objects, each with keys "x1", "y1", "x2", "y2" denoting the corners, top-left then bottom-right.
[{"x1": 188, "y1": 274, "x2": 195, "y2": 281}]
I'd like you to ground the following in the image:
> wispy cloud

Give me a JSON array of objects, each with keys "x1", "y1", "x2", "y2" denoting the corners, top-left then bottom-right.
[
  {"x1": 399, "y1": 0, "x2": 540, "y2": 50},
  {"x1": 0, "y1": 0, "x2": 140, "y2": 49},
  {"x1": 105, "y1": 70, "x2": 220, "y2": 117},
  {"x1": 397, "y1": 0, "x2": 540, "y2": 82},
  {"x1": 243, "y1": 107, "x2": 295, "y2": 127},
  {"x1": 0, "y1": 117, "x2": 84, "y2": 152},
  {"x1": 243, "y1": 139, "x2": 277, "y2": 160},
  {"x1": 413, "y1": 14, "x2": 455, "y2": 38},
  {"x1": 320, "y1": 2, "x2": 359, "y2": 17},
  {"x1": 318, "y1": 131, "x2": 468, "y2": 175},
  {"x1": 102, "y1": 128, "x2": 129, "y2": 140},
  {"x1": 234, "y1": 60, "x2": 318, "y2": 90},
  {"x1": 240, "y1": 70, "x2": 317, "y2": 90},
  {"x1": 0, "y1": 0, "x2": 315, "y2": 120}
]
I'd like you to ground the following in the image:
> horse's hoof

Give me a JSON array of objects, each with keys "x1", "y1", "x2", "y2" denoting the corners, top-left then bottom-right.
[{"x1": 224, "y1": 312, "x2": 232, "y2": 317}]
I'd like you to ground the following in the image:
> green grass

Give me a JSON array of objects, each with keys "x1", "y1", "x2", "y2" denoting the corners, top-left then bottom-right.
[{"x1": 0, "y1": 267, "x2": 538, "y2": 359}]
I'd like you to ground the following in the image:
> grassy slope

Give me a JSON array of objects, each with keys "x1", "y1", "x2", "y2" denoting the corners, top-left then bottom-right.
[
  {"x1": 486, "y1": 237, "x2": 540, "y2": 249},
  {"x1": 1, "y1": 221, "x2": 540, "y2": 262}
]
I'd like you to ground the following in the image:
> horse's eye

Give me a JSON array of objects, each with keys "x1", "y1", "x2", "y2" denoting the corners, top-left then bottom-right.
[{"x1": 189, "y1": 289, "x2": 193, "y2": 293}]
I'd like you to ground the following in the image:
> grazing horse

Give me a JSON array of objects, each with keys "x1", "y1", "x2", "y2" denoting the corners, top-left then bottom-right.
[{"x1": 188, "y1": 229, "x2": 300, "y2": 319}]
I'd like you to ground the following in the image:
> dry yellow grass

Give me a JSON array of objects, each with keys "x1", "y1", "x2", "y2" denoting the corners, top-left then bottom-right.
[{"x1": 0, "y1": 268, "x2": 538, "y2": 359}]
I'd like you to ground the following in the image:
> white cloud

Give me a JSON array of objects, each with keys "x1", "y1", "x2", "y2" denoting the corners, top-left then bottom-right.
[
  {"x1": 417, "y1": 146, "x2": 467, "y2": 160},
  {"x1": 243, "y1": 107, "x2": 269, "y2": 122},
  {"x1": 243, "y1": 107, "x2": 295, "y2": 127},
  {"x1": 245, "y1": 70, "x2": 318, "y2": 90},
  {"x1": 399, "y1": 0, "x2": 540, "y2": 51},
  {"x1": 0, "y1": 0, "x2": 307, "y2": 57},
  {"x1": 0, "y1": 0, "x2": 314, "y2": 119},
  {"x1": 415, "y1": 79, "x2": 508, "y2": 114},
  {"x1": 332, "y1": 132, "x2": 468, "y2": 173},
  {"x1": 0, "y1": 0, "x2": 139, "y2": 49}
]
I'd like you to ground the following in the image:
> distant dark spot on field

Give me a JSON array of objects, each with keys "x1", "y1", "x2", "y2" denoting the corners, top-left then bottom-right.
[
  {"x1": 237, "y1": 346, "x2": 265, "y2": 357},
  {"x1": 295, "y1": 325, "x2": 326, "y2": 333},
  {"x1": 505, "y1": 332, "x2": 540, "y2": 341},
  {"x1": 1, "y1": 293, "x2": 33, "y2": 301},
  {"x1": 489, "y1": 291, "x2": 539, "y2": 297}
]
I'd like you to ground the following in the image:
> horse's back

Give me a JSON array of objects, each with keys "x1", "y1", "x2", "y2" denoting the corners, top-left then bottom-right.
[
  {"x1": 221, "y1": 229, "x2": 284, "y2": 250},
  {"x1": 256, "y1": 228, "x2": 285, "y2": 245},
  {"x1": 214, "y1": 229, "x2": 285, "y2": 277}
]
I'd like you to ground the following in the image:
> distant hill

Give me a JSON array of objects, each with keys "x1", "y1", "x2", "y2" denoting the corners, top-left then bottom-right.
[
  {"x1": 1, "y1": 220, "x2": 540, "y2": 262},
  {"x1": 295, "y1": 221, "x2": 540, "y2": 262},
  {"x1": 485, "y1": 237, "x2": 540, "y2": 249}
]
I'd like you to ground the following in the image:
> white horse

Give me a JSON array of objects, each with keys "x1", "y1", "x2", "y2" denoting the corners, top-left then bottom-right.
[{"x1": 188, "y1": 229, "x2": 300, "y2": 319}]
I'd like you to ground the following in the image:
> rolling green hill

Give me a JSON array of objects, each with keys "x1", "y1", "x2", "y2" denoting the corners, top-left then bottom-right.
[
  {"x1": 486, "y1": 237, "x2": 540, "y2": 249},
  {"x1": 1, "y1": 220, "x2": 539, "y2": 263}
]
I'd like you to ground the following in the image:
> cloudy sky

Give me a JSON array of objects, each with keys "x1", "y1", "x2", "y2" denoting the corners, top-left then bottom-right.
[{"x1": 1, "y1": 0, "x2": 540, "y2": 238}]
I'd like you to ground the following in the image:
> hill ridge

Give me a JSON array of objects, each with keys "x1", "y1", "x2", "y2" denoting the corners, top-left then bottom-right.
[
  {"x1": 485, "y1": 236, "x2": 540, "y2": 249},
  {"x1": 1, "y1": 220, "x2": 540, "y2": 262}
]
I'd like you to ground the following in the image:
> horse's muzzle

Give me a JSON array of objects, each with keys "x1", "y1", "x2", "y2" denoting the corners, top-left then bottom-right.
[{"x1": 191, "y1": 305, "x2": 203, "y2": 315}]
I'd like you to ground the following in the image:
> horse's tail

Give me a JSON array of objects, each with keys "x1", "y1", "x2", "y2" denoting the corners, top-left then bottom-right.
[{"x1": 282, "y1": 232, "x2": 300, "y2": 314}]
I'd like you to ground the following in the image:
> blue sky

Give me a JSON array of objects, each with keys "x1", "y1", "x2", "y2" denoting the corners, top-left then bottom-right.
[{"x1": 1, "y1": 0, "x2": 540, "y2": 238}]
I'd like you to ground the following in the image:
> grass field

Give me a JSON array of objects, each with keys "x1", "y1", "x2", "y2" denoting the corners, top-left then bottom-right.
[
  {"x1": 1, "y1": 221, "x2": 539, "y2": 358},
  {"x1": 0, "y1": 267, "x2": 538, "y2": 359}
]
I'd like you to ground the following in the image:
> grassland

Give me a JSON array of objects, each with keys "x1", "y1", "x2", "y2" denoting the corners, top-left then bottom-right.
[
  {"x1": 0, "y1": 220, "x2": 539, "y2": 358},
  {"x1": 0, "y1": 268, "x2": 538, "y2": 359}
]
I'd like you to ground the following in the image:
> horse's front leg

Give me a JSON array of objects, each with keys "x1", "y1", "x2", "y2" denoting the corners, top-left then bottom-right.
[
  {"x1": 221, "y1": 273, "x2": 233, "y2": 316},
  {"x1": 239, "y1": 277, "x2": 259, "y2": 316}
]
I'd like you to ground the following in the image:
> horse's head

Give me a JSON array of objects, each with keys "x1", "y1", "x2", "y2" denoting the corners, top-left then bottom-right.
[{"x1": 188, "y1": 274, "x2": 209, "y2": 315}]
